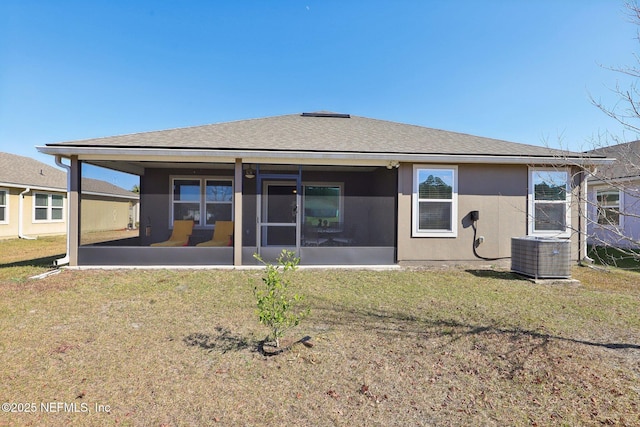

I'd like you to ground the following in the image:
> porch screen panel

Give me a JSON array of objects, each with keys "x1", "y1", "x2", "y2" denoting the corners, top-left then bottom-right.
[
  {"x1": 173, "y1": 179, "x2": 201, "y2": 225},
  {"x1": 303, "y1": 185, "x2": 341, "y2": 227},
  {"x1": 205, "y1": 180, "x2": 233, "y2": 225},
  {"x1": 307, "y1": 169, "x2": 395, "y2": 248},
  {"x1": 349, "y1": 194, "x2": 395, "y2": 247},
  {"x1": 263, "y1": 225, "x2": 296, "y2": 246},
  {"x1": 267, "y1": 185, "x2": 296, "y2": 224},
  {"x1": 261, "y1": 183, "x2": 297, "y2": 247}
]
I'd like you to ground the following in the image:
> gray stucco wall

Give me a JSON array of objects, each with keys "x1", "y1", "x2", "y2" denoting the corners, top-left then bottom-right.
[{"x1": 397, "y1": 163, "x2": 581, "y2": 263}]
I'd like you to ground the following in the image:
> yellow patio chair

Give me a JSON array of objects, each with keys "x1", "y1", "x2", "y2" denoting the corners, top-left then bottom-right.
[
  {"x1": 196, "y1": 221, "x2": 234, "y2": 247},
  {"x1": 150, "y1": 220, "x2": 194, "y2": 247}
]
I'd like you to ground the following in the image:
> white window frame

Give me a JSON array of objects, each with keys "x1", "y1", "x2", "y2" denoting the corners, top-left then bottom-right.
[
  {"x1": 301, "y1": 182, "x2": 344, "y2": 227},
  {"x1": 170, "y1": 176, "x2": 234, "y2": 228},
  {"x1": 412, "y1": 165, "x2": 458, "y2": 238},
  {"x1": 33, "y1": 192, "x2": 65, "y2": 223},
  {"x1": 528, "y1": 167, "x2": 571, "y2": 238},
  {"x1": 0, "y1": 188, "x2": 8, "y2": 224},
  {"x1": 595, "y1": 187, "x2": 623, "y2": 229}
]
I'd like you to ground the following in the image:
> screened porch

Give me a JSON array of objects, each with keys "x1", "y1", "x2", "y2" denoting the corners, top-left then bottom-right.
[{"x1": 76, "y1": 163, "x2": 397, "y2": 266}]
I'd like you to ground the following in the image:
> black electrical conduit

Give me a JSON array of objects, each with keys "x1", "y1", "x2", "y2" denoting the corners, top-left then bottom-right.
[{"x1": 471, "y1": 220, "x2": 511, "y2": 261}]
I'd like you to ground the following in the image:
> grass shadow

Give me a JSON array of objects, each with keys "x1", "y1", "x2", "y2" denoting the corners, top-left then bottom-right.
[
  {"x1": 311, "y1": 298, "x2": 639, "y2": 386},
  {"x1": 257, "y1": 335, "x2": 313, "y2": 357},
  {"x1": 465, "y1": 269, "x2": 528, "y2": 281},
  {"x1": 312, "y1": 298, "x2": 640, "y2": 353},
  {"x1": 184, "y1": 326, "x2": 253, "y2": 353},
  {"x1": 0, "y1": 254, "x2": 63, "y2": 269}
]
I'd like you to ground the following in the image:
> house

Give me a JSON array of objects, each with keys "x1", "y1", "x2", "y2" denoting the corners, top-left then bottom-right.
[
  {"x1": 586, "y1": 141, "x2": 640, "y2": 249},
  {"x1": 36, "y1": 112, "x2": 611, "y2": 267},
  {"x1": 0, "y1": 152, "x2": 139, "y2": 240}
]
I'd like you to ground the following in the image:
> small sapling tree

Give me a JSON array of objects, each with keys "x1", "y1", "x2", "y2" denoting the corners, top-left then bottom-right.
[{"x1": 253, "y1": 250, "x2": 309, "y2": 348}]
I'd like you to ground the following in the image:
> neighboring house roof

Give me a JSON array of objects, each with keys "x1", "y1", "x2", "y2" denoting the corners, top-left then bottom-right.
[
  {"x1": 0, "y1": 152, "x2": 138, "y2": 199},
  {"x1": 586, "y1": 140, "x2": 640, "y2": 181},
  {"x1": 83, "y1": 177, "x2": 139, "y2": 199},
  {"x1": 0, "y1": 151, "x2": 65, "y2": 190},
  {"x1": 41, "y1": 112, "x2": 601, "y2": 162}
]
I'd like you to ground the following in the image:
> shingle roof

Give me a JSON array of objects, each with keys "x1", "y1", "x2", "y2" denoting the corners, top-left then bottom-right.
[
  {"x1": 0, "y1": 152, "x2": 138, "y2": 198},
  {"x1": 83, "y1": 177, "x2": 138, "y2": 198},
  {"x1": 46, "y1": 113, "x2": 583, "y2": 158},
  {"x1": 0, "y1": 152, "x2": 64, "y2": 190},
  {"x1": 586, "y1": 140, "x2": 640, "y2": 180}
]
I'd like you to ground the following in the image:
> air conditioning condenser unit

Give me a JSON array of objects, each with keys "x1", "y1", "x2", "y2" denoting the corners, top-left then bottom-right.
[{"x1": 511, "y1": 237, "x2": 571, "y2": 279}]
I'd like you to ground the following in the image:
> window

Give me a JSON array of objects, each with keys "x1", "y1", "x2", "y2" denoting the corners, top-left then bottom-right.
[
  {"x1": 529, "y1": 168, "x2": 570, "y2": 237},
  {"x1": 33, "y1": 193, "x2": 64, "y2": 222},
  {"x1": 302, "y1": 184, "x2": 342, "y2": 227},
  {"x1": 171, "y1": 177, "x2": 233, "y2": 226},
  {"x1": 596, "y1": 189, "x2": 621, "y2": 227},
  {"x1": 205, "y1": 180, "x2": 233, "y2": 226},
  {"x1": 0, "y1": 189, "x2": 7, "y2": 223},
  {"x1": 412, "y1": 165, "x2": 458, "y2": 237}
]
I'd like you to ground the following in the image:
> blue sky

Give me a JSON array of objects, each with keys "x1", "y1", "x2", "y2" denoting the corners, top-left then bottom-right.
[{"x1": 1, "y1": 0, "x2": 638, "y2": 191}]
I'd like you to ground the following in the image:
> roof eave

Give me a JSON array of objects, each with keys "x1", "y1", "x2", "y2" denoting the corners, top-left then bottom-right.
[
  {"x1": 587, "y1": 174, "x2": 640, "y2": 185},
  {"x1": 0, "y1": 181, "x2": 66, "y2": 192},
  {"x1": 37, "y1": 146, "x2": 614, "y2": 167}
]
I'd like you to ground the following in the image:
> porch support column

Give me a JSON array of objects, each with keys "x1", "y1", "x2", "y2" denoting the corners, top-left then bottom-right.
[
  {"x1": 233, "y1": 158, "x2": 243, "y2": 266},
  {"x1": 69, "y1": 156, "x2": 81, "y2": 266}
]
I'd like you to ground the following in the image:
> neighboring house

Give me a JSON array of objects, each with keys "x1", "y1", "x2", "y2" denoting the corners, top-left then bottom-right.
[
  {"x1": 586, "y1": 141, "x2": 640, "y2": 249},
  {"x1": 36, "y1": 112, "x2": 611, "y2": 267},
  {"x1": 0, "y1": 152, "x2": 139, "y2": 240}
]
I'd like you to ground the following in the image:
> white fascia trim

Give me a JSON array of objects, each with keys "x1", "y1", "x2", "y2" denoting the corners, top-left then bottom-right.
[
  {"x1": 0, "y1": 183, "x2": 136, "y2": 201},
  {"x1": 0, "y1": 182, "x2": 65, "y2": 193},
  {"x1": 37, "y1": 146, "x2": 615, "y2": 167}
]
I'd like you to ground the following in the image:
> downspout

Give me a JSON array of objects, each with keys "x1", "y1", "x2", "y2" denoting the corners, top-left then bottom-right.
[
  {"x1": 581, "y1": 167, "x2": 594, "y2": 264},
  {"x1": 18, "y1": 187, "x2": 37, "y2": 240},
  {"x1": 54, "y1": 156, "x2": 70, "y2": 266}
]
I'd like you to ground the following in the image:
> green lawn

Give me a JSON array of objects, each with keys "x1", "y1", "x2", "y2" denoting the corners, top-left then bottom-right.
[{"x1": 0, "y1": 240, "x2": 639, "y2": 426}]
